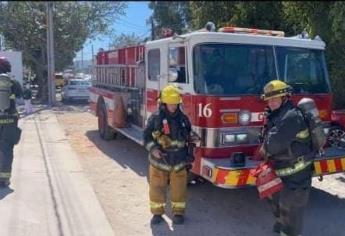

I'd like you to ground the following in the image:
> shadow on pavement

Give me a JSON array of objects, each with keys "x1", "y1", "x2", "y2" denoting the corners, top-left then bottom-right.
[
  {"x1": 149, "y1": 185, "x2": 345, "y2": 236},
  {"x1": 52, "y1": 101, "x2": 90, "y2": 113},
  {"x1": 336, "y1": 175, "x2": 345, "y2": 183},
  {"x1": 0, "y1": 187, "x2": 14, "y2": 200},
  {"x1": 305, "y1": 187, "x2": 345, "y2": 236},
  {"x1": 85, "y1": 130, "x2": 149, "y2": 178}
]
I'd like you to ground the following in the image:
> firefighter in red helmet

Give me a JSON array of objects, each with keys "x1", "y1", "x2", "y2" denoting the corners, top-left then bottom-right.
[
  {"x1": 144, "y1": 84, "x2": 195, "y2": 225},
  {"x1": 0, "y1": 57, "x2": 23, "y2": 188},
  {"x1": 260, "y1": 80, "x2": 314, "y2": 236}
]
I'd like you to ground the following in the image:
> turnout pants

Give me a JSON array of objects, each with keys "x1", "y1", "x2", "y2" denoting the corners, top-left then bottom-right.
[
  {"x1": 149, "y1": 164, "x2": 187, "y2": 216},
  {"x1": 268, "y1": 187, "x2": 310, "y2": 236},
  {"x1": 0, "y1": 123, "x2": 21, "y2": 183}
]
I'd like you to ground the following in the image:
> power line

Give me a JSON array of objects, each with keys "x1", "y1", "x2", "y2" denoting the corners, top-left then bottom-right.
[{"x1": 116, "y1": 17, "x2": 148, "y2": 30}]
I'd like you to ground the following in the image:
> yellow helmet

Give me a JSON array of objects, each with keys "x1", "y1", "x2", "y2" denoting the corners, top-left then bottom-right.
[
  {"x1": 160, "y1": 84, "x2": 182, "y2": 104},
  {"x1": 261, "y1": 80, "x2": 292, "y2": 101}
]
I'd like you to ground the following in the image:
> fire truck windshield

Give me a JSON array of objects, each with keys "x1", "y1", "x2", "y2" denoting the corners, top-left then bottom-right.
[
  {"x1": 193, "y1": 44, "x2": 330, "y2": 95},
  {"x1": 275, "y1": 46, "x2": 330, "y2": 94}
]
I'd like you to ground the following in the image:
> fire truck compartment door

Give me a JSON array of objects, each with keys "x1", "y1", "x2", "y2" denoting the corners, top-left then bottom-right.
[{"x1": 145, "y1": 45, "x2": 168, "y2": 92}]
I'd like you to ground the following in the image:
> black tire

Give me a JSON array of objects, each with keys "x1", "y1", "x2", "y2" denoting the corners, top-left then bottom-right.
[
  {"x1": 98, "y1": 102, "x2": 115, "y2": 140},
  {"x1": 327, "y1": 125, "x2": 345, "y2": 149}
]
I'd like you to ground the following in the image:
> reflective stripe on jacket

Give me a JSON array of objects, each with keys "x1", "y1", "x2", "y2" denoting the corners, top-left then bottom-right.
[{"x1": 143, "y1": 105, "x2": 191, "y2": 172}]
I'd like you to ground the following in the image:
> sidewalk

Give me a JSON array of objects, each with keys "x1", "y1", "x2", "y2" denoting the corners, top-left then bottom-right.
[{"x1": 0, "y1": 109, "x2": 114, "y2": 236}]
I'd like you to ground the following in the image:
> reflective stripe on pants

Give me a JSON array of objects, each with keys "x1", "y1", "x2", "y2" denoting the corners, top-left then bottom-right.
[
  {"x1": 150, "y1": 201, "x2": 165, "y2": 210},
  {"x1": 149, "y1": 164, "x2": 187, "y2": 215},
  {"x1": 0, "y1": 172, "x2": 11, "y2": 178}
]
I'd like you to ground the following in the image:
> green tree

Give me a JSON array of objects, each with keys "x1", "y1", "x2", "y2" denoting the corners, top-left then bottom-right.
[
  {"x1": 189, "y1": 2, "x2": 237, "y2": 30},
  {"x1": 189, "y1": 1, "x2": 290, "y2": 33},
  {"x1": 0, "y1": 2, "x2": 126, "y2": 101},
  {"x1": 149, "y1": 1, "x2": 191, "y2": 37},
  {"x1": 110, "y1": 33, "x2": 145, "y2": 49},
  {"x1": 283, "y1": 2, "x2": 345, "y2": 108}
]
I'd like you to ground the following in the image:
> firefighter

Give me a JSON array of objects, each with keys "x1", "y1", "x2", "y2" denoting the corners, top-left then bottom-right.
[
  {"x1": 260, "y1": 80, "x2": 314, "y2": 236},
  {"x1": 23, "y1": 83, "x2": 33, "y2": 114},
  {"x1": 0, "y1": 57, "x2": 23, "y2": 188},
  {"x1": 144, "y1": 84, "x2": 193, "y2": 225}
]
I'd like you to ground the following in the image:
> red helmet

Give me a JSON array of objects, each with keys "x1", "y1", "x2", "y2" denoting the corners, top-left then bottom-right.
[{"x1": 0, "y1": 57, "x2": 11, "y2": 73}]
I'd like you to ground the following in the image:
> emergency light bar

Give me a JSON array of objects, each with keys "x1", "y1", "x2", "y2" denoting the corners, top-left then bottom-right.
[{"x1": 218, "y1": 26, "x2": 285, "y2": 37}]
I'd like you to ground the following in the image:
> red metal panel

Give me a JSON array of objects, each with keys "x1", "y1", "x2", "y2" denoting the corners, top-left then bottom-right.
[
  {"x1": 202, "y1": 146, "x2": 258, "y2": 159},
  {"x1": 215, "y1": 169, "x2": 227, "y2": 185},
  {"x1": 237, "y1": 169, "x2": 250, "y2": 186},
  {"x1": 146, "y1": 89, "x2": 159, "y2": 113},
  {"x1": 97, "y1": 52, "x2": 106, "y2": 65},
  {"x1": 89, "y1": 87, "x2": 114, "y2": 99},
  {"x1": 332, "y1": 110, "x2": 345, "y2": 127},
  {"x1": 119, "y1": 48, "x2": 125, "y2": 64},
  {"x1": 185, "y1": 94, "x2": 332, "y2": 129},
  {"x1": 320, "y1": 160, "x2": 329, "y2": 173},
  {"x1": 105, "y1": 53, "x2": 109, "y2": 64},
  {"x1": 127, "y1": 46, "x2": 136, "y2": 64},
  {"x1": 108, "y1": 50, "x2": 119, "y2": 64},
  {"x1": 334, "y1": 158, "x2": 343, "y2": 172}
]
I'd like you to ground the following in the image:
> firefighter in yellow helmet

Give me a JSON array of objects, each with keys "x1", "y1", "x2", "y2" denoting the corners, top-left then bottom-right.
[
  {"x1": 144, "y1": 84, "x2": 193, "y2": 225},
  {"x1": 260, "y1": 80, "x2": 314, "y2": 236}
]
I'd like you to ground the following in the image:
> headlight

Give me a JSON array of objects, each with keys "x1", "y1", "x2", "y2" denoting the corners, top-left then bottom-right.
[
  {"x1": 222, "y1": 134, "x2": 235, "y2": 144},
  {"x1": 239, "y1": 110, "x2": 251, "y2": 125},
  {"x1": 221, "y1": 133, "x2": 249, "y2": 145},
  {"x1": 236, "y1": 134, "x2": 248, "y2": 144}
]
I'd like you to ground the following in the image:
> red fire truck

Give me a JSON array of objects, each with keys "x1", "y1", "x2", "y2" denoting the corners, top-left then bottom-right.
[{"x1": 90, "y1": 25, "x2": 345, "y2": 188}]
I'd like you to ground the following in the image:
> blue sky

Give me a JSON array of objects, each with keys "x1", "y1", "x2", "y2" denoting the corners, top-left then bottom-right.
[{"x1": 75, "y1": 2, "x2": 152, "y2": 61}]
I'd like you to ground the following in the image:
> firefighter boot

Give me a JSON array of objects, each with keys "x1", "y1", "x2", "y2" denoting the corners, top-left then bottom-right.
[
  {"x1": 150, "y1": 215, "x2": 163, "y2": 225},
  {"x1": 172, "y1": 214, "x2": 184, "y2": 225},
  {"x1": 273, "y1": 222, "x2": 282, "y2": 233}
]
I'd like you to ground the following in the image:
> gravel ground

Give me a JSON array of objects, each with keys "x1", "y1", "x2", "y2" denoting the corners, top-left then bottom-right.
[{"x1": 55, "y1": 103, "x2": 345, "y2": 236}]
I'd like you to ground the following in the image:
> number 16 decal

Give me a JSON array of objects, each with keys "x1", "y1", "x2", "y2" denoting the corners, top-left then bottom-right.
[{"x1": 198, "y1": 103, "x2": 212, "y2": 118}]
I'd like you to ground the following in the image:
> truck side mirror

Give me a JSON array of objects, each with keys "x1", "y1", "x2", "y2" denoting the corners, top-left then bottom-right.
[{"x1": 168, "y1": 68, "x2": 178, "y2": 82}]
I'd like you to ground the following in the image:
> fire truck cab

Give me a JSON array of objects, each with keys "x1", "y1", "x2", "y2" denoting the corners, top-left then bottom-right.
[{"x1": 90, "y1": 25, "x2": 345, "y2": 189}]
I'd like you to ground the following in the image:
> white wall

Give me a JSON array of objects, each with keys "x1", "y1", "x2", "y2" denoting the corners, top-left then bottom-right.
[{"x1": 0, "y1": 51, "x2": 23, "y2": 85}]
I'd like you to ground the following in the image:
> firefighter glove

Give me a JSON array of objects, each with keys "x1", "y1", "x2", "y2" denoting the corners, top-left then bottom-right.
[
  {"x1": 157, "y1": 134, "x2": 172, "y2": 149},
  {"x1": 151, "y1": 148, "x2": 162, "y2": 159}
]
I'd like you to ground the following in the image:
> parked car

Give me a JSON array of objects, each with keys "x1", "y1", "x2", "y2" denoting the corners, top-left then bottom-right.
[{"x1": 61, "y1": 79, "x2": 91, "y2": 102}]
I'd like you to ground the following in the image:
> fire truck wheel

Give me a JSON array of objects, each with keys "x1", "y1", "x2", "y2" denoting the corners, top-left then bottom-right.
[
  {"x1": 98, "y1": 102, "x2": 115, "y2": 140},
  {"x1": 327, "y1": 125, "x2": 345, "y2": 149}
]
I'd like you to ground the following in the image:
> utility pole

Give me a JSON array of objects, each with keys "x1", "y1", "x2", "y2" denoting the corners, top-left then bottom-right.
[
  {"x1": 81, "y1": 47, "x2": 84, "y2": 73},
  {"x1": 91, "y1": 44, "x2": 94, "y2": 76},
  {"x1": 46, "y1": 2, "x2": 56, "y2": 106}
]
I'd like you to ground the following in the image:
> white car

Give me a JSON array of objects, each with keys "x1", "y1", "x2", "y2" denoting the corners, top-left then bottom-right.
[{"x1": 61, "y1": 79, "x2": 91, "y2": 102}]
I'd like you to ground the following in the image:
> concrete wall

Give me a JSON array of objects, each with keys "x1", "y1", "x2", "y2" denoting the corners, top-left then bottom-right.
[{"x1": 0, "y1": 51, "x2": 23, "y2": 85}]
